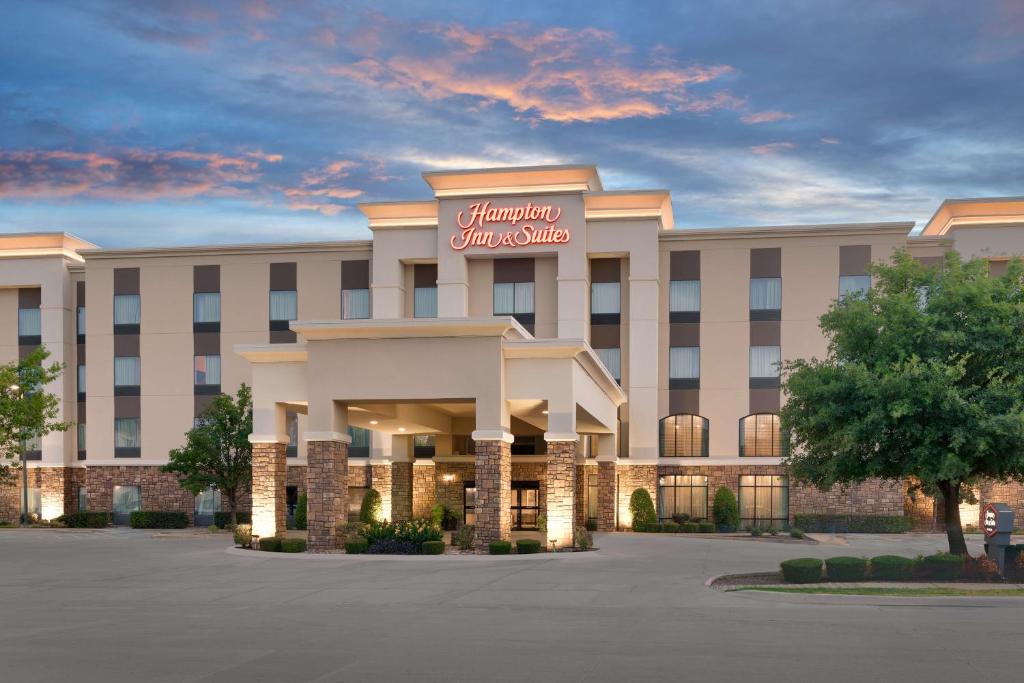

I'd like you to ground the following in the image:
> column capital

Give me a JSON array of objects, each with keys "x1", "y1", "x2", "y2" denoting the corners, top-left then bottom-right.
[
  {"x1": 304, "y1": 431, "x2": 353, "y2": 444},
  {"x1": 471, "y1": 429, "x2": 514, "y2": 444},
  {"x1": 249, "y1": 434, "x2": 288, "y2": 444},
  {"x1": 543, "y1": 432, "x2": 579, "y2": 442}
]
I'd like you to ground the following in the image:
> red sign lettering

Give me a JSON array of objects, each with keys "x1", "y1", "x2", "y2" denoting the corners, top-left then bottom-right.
[{"x1": 450, "y1": 201, "x2": 570, "y2": 251}]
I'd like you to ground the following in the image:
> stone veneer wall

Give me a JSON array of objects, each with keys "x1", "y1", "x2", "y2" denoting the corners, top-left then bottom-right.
[
  {"x1": 412, "y1": 464, "x2": 436, "y2": 518},
  {"x1": 287, "y1": 466, "x2": 307, "y2": 497},
  {"x1": 597, "y1": 461, "x2": 616, "y2": 531},
  {"x1": 545, "y1": 441, "x2": 576, "y2": 548},
  {"x1": 474, "y1": 440, "x2": 511, "y2": 548},
  {"x1": 616, "y1": 464, "x2": 658, "y2": 529},
  {"x1": 85, "y1": 466, "x2": 195, "y2": 521},
  {"x1": 979, "y1": 481, "x2": 1024, "y2": 528},
  {"x1": 251, "y1": 442, "x2": 287, "y2": 538},
  {"x1": 574, "y1": 464, "x2": 592, "y2": 529},
  {"x1": 306, "y1": 440, "x2": 346, "y2": 552},
  {"x1": 391, "y1": 462, "x2": 413, "y2": 521},
  {"x1": 434, "y1": 462, "x2": 476, "y2": 518},
  {"x1": 370, "y1": 464, "x2": 392, "y2": 521}
]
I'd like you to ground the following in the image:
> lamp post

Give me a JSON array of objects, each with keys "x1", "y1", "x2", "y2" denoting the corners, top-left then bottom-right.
[{"x1": 8, "y1": 383, "x2": 28, "y2": 527}]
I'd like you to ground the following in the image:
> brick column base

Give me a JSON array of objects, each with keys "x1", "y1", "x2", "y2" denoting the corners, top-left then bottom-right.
[
  {"x1": 597, "y1": 461, "x2": 616, "y2": 531},
  {"x1": 546, "y1": 440, "x2": 576, "y2": 549},
  {"x1": 474, "y1": 439, "x2": 511, "y2": 549},
  {"x1": 86, "y1": 466, "x2": 114, "y2": 515},
  {"x1": 391, "y1": 462, "x2": 413, "y2": 521},
  {"x1": 252, "y1": 441, "x2": 287, "y2": 539},
  {"x1": 370, "y1": 464, "x2": 392, "y2": 521},
  {"x1": 307, "y1": 440, "x2": 347, "y2": 552},
  {"x1": 39, "y1": 467, "x2": 67, "y2": 520}
]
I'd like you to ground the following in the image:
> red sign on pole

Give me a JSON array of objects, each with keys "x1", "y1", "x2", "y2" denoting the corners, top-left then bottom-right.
[{"x1": 982, "y1": 503, "x2": 999, "y2": 538}]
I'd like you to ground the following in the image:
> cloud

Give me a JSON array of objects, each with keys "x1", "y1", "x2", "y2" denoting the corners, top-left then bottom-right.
[
  {"x1": 749, "y1": 141, "x2": 796, "y2": 155},
  {"x1": 278, "y1": 159, "x2": 364, "y2": 215},
  {"x1": 741, "y1": 110, "x2": 794, "y2": 124},
  {"x1": 820, "y1": 137, "x2": 841, "y2": 144}
]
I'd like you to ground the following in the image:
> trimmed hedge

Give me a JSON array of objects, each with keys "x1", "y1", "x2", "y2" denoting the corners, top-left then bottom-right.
[
  {"x1": 781, "y1": 557, "x2": 824, "y2": 583},
  {"x1": 58, "y1": 512, "x2": 109, "y2": 528},
  {"x1": 421, "y1": 540, "x2": 445, "y2": 555},
  {"x1": 294, "y1": 493, "x2": 307, "y2": 530},
  {"x1": 129, "y1": 511, "x2": 188, "y2": 529},
  {"x1": 712, "y1": 486, "x2": 740, "y2": 531},
  {"x1": 629, "y1": 488, "x2": 657, "y2": 531},
  {"x1": 698, "y1": 522, "x2": 715, "y2": 533},
  {"x1": 681, "y1": 522, "x2": 699, "y2": 533},
  {"x1": 662, "y1": 521, "x2": 680, "y2": 533},
  {"x1": 344, "y1": 538, "x2": 369, "y2": 554},
  {"x1": 489, "y1": 540, "x2": 512, "y2": 555},
  {"x1": 825, "y1": 556, "x2": 868, "y2": 582},
  {"x1": 921, "y1": 552, "x2": 964, "y2": 580},
  {"x1": 793, "y1": 514, "x2": 911, "y2": 534},
  {"x1": 214, "y1": 511, "x2": 251, "y2": 529},
  {"x1": 360, "y1": 489, "x2": 382, "y2": 524},
  {"x1": 516, "y1": 539, "x2": 542, "y2": 554},
  {"x1": 281, "y1": 538, "x2": 307, "y2": 553},
  {"x1": 258, "y1": 537, "x2": 282, "y2": 552},
  {"x1": 233, "y1": 523, "x2": 252, "y2": 548},
  {"x1": 870, "y1": 555, "x2": 915, "y2": 580}
]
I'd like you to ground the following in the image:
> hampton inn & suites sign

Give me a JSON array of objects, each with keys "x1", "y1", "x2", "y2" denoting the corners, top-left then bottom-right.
[{"x1": 450, "y1": 201, "x2": 571, "y2": 250}]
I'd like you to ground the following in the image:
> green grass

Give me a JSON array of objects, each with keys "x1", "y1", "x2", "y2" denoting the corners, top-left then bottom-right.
[{"x1": 734, "y1": 586, "x2": 1024, "y2": 597}]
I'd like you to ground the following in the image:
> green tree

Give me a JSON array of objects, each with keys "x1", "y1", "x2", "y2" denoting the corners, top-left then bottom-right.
[
  {"x1": 0, "y1": 347, "x2": 68, "y2": 484},
  {"x1": 712, "y1": 486, "x2": 740, "y2": 532},
  {"x1": 163, "y1": 384, "x2": 253, "y2": 524},
  {"x1": 359, "y1": 488, "x2": 381, "y2": 523},
  {"x1": 294, "y1": 493, "x2": 307, "y2": 530},
  {"x1": 781, "y1": 251, "x2": 1024, "y2": 555},
  {"x1": 629, "y1": 488, "x2": 656, "y2": 530}
]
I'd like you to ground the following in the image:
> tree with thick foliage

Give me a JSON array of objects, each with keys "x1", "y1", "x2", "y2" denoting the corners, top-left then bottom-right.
[
  {"x1": 781, "y1": 251, "x2": 1024, "y2": 555},
  {"x1": 629, "y1": 488, "x2": 657, "y2": 531},
  {"x1": 164, "y1": 385, "x2": 253, "y2": 524},
  {"x1": 0, "y1": 347, "x2": 68, "y2": 484}
]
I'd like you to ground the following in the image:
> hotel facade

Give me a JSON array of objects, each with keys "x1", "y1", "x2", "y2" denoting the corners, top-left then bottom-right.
[{"x1": 2, "y1": 165, "x2": 1023, "y2": 549}]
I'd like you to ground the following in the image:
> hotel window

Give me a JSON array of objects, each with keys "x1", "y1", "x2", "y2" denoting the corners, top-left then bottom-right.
[
  {"x1": 586, "y1": 472, "x2": 598, "y2": 524},
  {"x1": 194, "y1": 355, "x2": 221, "y2": 387},
  {"x1": 659, "y1": 414, "x2": 709, "y2": 457},
  {"x1": 285, "y1": 411, "x2": 298, "y2": 457},
  {"x1": 413, "y1": 263, "x2": 438, "y2": 318},
  {"x1": 594, "y1": 347, "x2": 621, "y2": 383},
  {"x1": 493, "y1": 282, "x2": 534, "y2": 316},
  {"x1": 739, "y1": 413, "x2": 787, "y2": 457},
  {"x1": 749, "y1": 278, "x2": 781, "y2": 313},
  {"x1": 839, "y1": 245, "x2": 871, "y2": 299},
  {"x1": 590, "y1": 281, "x2": 620, "y2": 322},
  {"x1": 77, "y1": 305, "x2": 86, "y2": 341},
  {"x1": 669, "y1": 346, "x2": 700, "y2": 389},
  {"x1": 669, "y1": 280, "x2": 701, "y2": 322},
  {"x1": 18, "y1": 307, "x2": 41, "y2": 340},
  {"x1": 413, "y1": 434, "x2": 436, "y2": 458},
  {"x1": 659, "y1": 475, "x2": 708, "y2": 521},
  {"x1": 22, "y1": 487, "x2": 41, "y2": 518},
  {"x1": 77, "y1": 364, "x2": 86, "y2": 398},
  {"x1": 113, "y1": 356, "x2": 141, "y2": 395},
  {"x1": 749, "y1": 346, "x2": 780, "y2": 383},
  {"x1": 463, "y1": 481, "x2": 477, "y2": 525},
  {"x1": 738, "y1": 475, "x2": 789, "y2": 528},
  {"x1": 193, "y1": 292, "x2": 221, "y2": 324},
  {"x1": 348, "y1": 425, "x2": 370, "y2": 457},
  {"x1": 22, "y1": 434, "x2": 42, "y2": 460},
  {"x1": 839, "y1": 275, "x2": 871, "y2": 298},
  {"x1": 77, "y1": 422, "x2": 86, "y2": 456},
  {"x1": 114, "y1": 417, "x2": 141, "y2": 457},
  {"x1": 269, "y1": 290, "x2": 297, "y2": 324},
  {"x1": 112, "y1": 484, "x2": 141, "y2": 525},
  {"x1": 78, "y1": 487, "x2": 87, "y2": 512},
  {"x1": 113, "y1": 294, "x2": 141, "y2": 326},
  {"x1": 342, "y1": 288, "x2": 370, "y2": 319}
]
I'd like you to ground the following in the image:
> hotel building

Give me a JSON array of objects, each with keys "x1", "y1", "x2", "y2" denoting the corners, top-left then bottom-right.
[{"x1": 2, "y1": 165, "x2": 1023, "y2": 549}]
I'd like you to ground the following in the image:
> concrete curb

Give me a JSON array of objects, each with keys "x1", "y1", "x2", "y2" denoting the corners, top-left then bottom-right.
[{"x1": 224, "y1": 545, "x2": 603, "y2": 561}]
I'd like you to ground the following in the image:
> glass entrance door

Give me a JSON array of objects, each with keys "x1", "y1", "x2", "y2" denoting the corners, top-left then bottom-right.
[{"x1": 511, "y1": 481, "x2": 540, "y2": 530}]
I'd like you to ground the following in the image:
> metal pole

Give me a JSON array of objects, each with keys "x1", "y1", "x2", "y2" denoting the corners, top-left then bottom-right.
[{"x1": 21, "y1": 448, "x2": 28, "y2": 527}]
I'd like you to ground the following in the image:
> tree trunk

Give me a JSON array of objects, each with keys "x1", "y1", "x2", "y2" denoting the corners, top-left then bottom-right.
[
  {"x1": 937, "y1": 480, "x2": 968, "y2": 556},
  {"x1": 226, "y1": 491, "x2": 238, "y2": 526}
]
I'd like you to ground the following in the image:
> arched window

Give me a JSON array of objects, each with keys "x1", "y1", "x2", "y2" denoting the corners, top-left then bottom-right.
[
  {"x1": 659, "y1": 414, "x2": 709, "y2": 457},
  {"x1": 738, "y1": 413, "x2": 787, "y2": 457}
]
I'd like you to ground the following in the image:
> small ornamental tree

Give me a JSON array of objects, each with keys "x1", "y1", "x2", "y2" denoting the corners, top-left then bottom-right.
[
  {"x1": 781, "y1": 252, "x2": 1024, "y2": 556},
  {"x1": 0, "y1": 347, "x2": 68, "y2": 484},
  {"x1": 163, "y1": 384, "x2": 253, "y2": 525},
  {"x1": 359, "y1": 488, "x2": 382, "y2": 523},
  {"x1": 628, "y1": 488, "x2": 656, "y2": 530},
  {"x1": 294, "y1": 493, "x2": 307, "y2": 530},
  {"x1": 712, "y1": 486, "x2": 740, "y2": 531}
]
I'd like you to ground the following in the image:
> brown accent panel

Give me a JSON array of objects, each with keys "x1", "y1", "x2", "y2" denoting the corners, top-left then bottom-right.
[
  {"x1": 669, "y1": 323, "x2": 700, "y2": 347},
  {"x1": 18, "y1": 287, "x2": 41, "y2": 308},
  {"x1": 194, "y1": 394, "x2": 215, "y2": 417},
  {"x1": 749, "y1": 321, "x2": 781, "y2": 346},
  {"x1": 989, "y1": 260, "x2": 1009, "y2": 278},
  {"x1": 590, "y1": 324, "x2": 621, "y2": 349},
  {"x1": 19, "y1": 345, "x2": 37, "y2": 360},
  {"x1": 114, "y1": 396, "x2": 141, "y2": 418},
  {"x1": 590, "y1": 258, "x2": 621, "y2": 283},
  {"x1": 270, "y1": 329, "x2": 296, "y2": 344},
  {"x1": 839, "y1": 245, "x2": 871, "y2": 276},
  {"x1": 113, "y1": 334, "x2": 140, "y2": 357},
  {"x1": 341, "y1": 259, "x2": 370, "y2": 290},
  {"x1": 193, "y1": 265, "x2": 220, "y2": 292},
  {"x1": 914, "y1": 256, "x2": 944, "y2": 268},
  {"x1": 669, "y1": 389, "x2": 699, "y2": 416},
  {"x1": 670, "y1": 251, "x2": 700, "y2": 280},
  {"x1": 413, "y1": 263, "x2": 438, "y2": 288},
  {"x1": 193, "y1": 332, "x2": 220, "y2": 356},
  {"x1": 77, "y1": 401, "x2": 86, "y2": 423},
  {"x1": 749, "y1": 388, "x2": 780, "y2": 414},
  {"x1": 493, "y1": 258, "x2": 534, "y2": 283},
  {"x1": 750, "y1": 248, "x2": 781, "y2": 278},
  {"x1": 77, "y1": 343, "x2": 86, "y2": 364},
  {"x1": 113, "y1": 268, "x2": 140, "y2": 294},
  {"x1": 76, "y1": 280, "x2": 85, "y2": 304},
  {"x1": 269, "y1": 262, "x2": 297, "y2": 290}
]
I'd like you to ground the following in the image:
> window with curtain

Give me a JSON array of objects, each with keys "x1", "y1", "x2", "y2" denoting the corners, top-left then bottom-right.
[
  {"x1": 23, "y1": 487, "x2": 41, "y2": 517},
  {"x1": 77, "y1": 364, "x2": 86, "y2": 393},
  {"x1": 78, "y1": 487, "x2": 87, "y2": 512},
  {"x1": 738, "y1": 475, "x2": 789, "y2": 528},
  {"x1": 113, "y1": 294, "x2": 141, "y2": 325},
  {"x1": 414, "y1": 287, "x2": 437, "y2": 318},
  {"x1": 749, "y1": 346, "x2": 781, "y2": 378},
  {"x1": 18, "y1": 308, "x2": 41, "y2": 336},
  {"x1": 587, "y1": 473, "x2": 598, "y2": 523},
  {"x1": 286, "y1": 411, "x2": 298, "y2": 457},
  {"x1": 194, "y1": 487, "x2": 221, "y2": 522},
  {"x1": 658, "y1": 475, "x2": 708, "y2": 520},
  {"x1": 114, "y1": 356, "x2": 141, "y2": 386},
  {"x1": 115, "y1": 418, "x2": 140, "y2": 448},
  {"x1": 463, "y1": 481, "x2": 477, "y2": 525},
  {"x1": 193, "y1": 292, "x2": 221, "y2": 323},
  {"x1": 269, "y1": 290, "x2": 297, "y2": 322},
  {"x1": 669, "y1": 347, "x2": 700, "y2": 379},
  {"x1": 659, "y1": 414, "x2": 709, "y2": 457},
  {"x1": 739, "y1": 414, "x2": 786, "y2": 457},
  {"x1": 342, "y1": 288, "x2": 371, "y2": 319},
  {"x1": 413, "y1": 434, "x2": 436, "y2": 458},
  {"x1": 749, "y1": 278, "x2": 781, "y2": 310},
  {"x1": 669, "y1": 280, "x2": 701, "y2": 312},
  {"x1": 590, "y1": 282, "x2": 620, "y2": 314},
  {"x1": 839, "y1": 275, "x2": 871, "y2": 298},
  {"x1": 194, "y1": 355, "x2": 221, "y2": 385},
  {"x1": 594, "y1": 347, "x2": 621, "y2": 382},
  {"x1": 77, "y1": 422, "x2": 86, "y2": 451},
  {"x1": 112, "y1": 485, "x2": 141, "y2": 522},
  {"x1": 22, "y1": 434, "x2": 42, "y2": 453},
  {"x1": 77, "y1": 306, "x2": 86, "y2": 336},
  {"x1": 348, "y1": 425, "x2": 370, "y2": 457},
  {"x1": 493, "y1": 282, "x2": 534, "y2": 314}
]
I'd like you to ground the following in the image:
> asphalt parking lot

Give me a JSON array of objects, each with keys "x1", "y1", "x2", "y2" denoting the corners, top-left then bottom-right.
[{"x1": 0, "y1": 529, "x2": 1017, "y2": 682}]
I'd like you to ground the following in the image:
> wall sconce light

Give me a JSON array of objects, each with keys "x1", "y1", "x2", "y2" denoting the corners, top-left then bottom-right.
[{"x1": 441, "y1": 473, "x2": 456, "y2": 483}]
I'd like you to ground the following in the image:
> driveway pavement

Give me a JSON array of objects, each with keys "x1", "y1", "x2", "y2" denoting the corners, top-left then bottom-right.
[{"x1": 0, "y1": 529, "x2": 1018, "y2": 682}]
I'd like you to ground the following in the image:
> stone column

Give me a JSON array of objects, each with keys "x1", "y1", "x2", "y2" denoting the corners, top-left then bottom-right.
[
  {"x1": 474, "y1": 438, "x2": 511, "y2": 549},
  {"x1": 597, "y1": 460, "x2": 616, "y2": 531},
  {"x1": 370, "y1": 463, "x2": 392, "y2": 521},
  {"x1": 39, "y1": 466, "x2": 66, "y2": 521},
  {"x1": 251, "y1": 441, "x2": 287, "y2": 539},
  {"x1": 391, "y1": 462, "x2": 413, "y2": 521},
  {"x1": 545, "y1": 439, "x2": 577, "y2": 549},
  {"x1": 306, "y1": 439, "x2": 348, "y2": 552}
]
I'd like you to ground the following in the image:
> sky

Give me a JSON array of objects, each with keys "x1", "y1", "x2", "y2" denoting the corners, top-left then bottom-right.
[{"x1": 1, "y1": 0, "x2": 1022, "y2": 247}]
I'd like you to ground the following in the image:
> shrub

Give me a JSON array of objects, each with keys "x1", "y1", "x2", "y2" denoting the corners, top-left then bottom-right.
[
  {"x1": 489, "y1": 540, "x2": 512, "y2": 555},
  {"x1": 629, "y1": 488, "x2": 657, "y2": 531},
  {"x1": 575, "y1": 525, "x2": 593, "y2": 551},
  {"x1": 58, "y1": 512, "x2": 109, "y2": 528},
  {"x1": 367, "y1": 539, "x2": 418, "y2": 554},
  {"x1": 712, "y1": 487, "x2": 739, "y2": 531},
  {"x1": 516, "y1": 539, "x2": 542, "y2": 554},
  {"x1": 789, "y1": 528, "x2": 805, "y2": 539},
  {"x1": 421, "y1": 540, "x2": 445, "y2": 555},
  {"x1": 825, "y1": 556, "x2": 869, "y2": 581},
  {"x1": 749, "y1": 526, "x2": 763, "y2": 537},
  {"x1": 129, "y1": 511, "x2": 189, "y2": 529},
  {"x1": 767, "y1": 526, "x2": 779, "y2": 537},
  {"x1": 792, "y1": 514, "x2": 911, "y2": 534},
  {"x1": 258, "y1": 537, "x2": 282, "y2": 552},
  {"x1": 430, "y1": 504, "x2": 445, "y2": 528},
  {"x1": 585, "y1": 518, "x2": 598, "y2": 532},
  {"x1": 663, "y1": 521, "x2": 680, "y2": 533},
  {"x1": 336, "y1": 520, "x2": 362, "y2": 543},
  {"x1": 362, "y1": 519, "x2": 443, "y2": 549},
  {"x1": 206, "y1": 524, "x2": 219, "y2": 533},
  {"x1": 233, "y1": 523, "x2": 253, "y2": 548},
  {"x1": 536, "y1": 513, "x2": 547, "y2": 533},
  {"x1": 452, "y1": 524, "x2": 475, "y2": 550},
  {"x1": 870, "y1": 555, "x2": 915, "y2": 580},
  {"x1": 681, "y1": 522, "x2": 699, "y2": 533},
  {"x1": 699, "y1": 522, "x2": 715, "y2": 534},
  {"x1": 359, "y1": 489, "x2": 382, "y2": 524},
  {"x1": 643, "y1": 522, "x2": 664, "y2": 533},
  {"x1": 344, "y1": 538, "x2": 369, "y2": 554},
  {"x1": 921, "y1": 552, "x2": 965, "y2": 580},
  {"x1": 294, "y1": 493, "x2": 307, "y2": 530},
  {"x1": 781, "y1": 558, "x2": 824, "y2": 583},
  {"x1": 962, "y1": 554, "x2": 1000, "y2": 582},
  {"x1": 281, "y1": 538, "x2": 307, "y2": 553},
  {"x1": 672, "y1": 513, "x2": 690, "y2": 524},
  {"x1": 213, "y1": 511, "x2": 251, "y2": 529}
]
